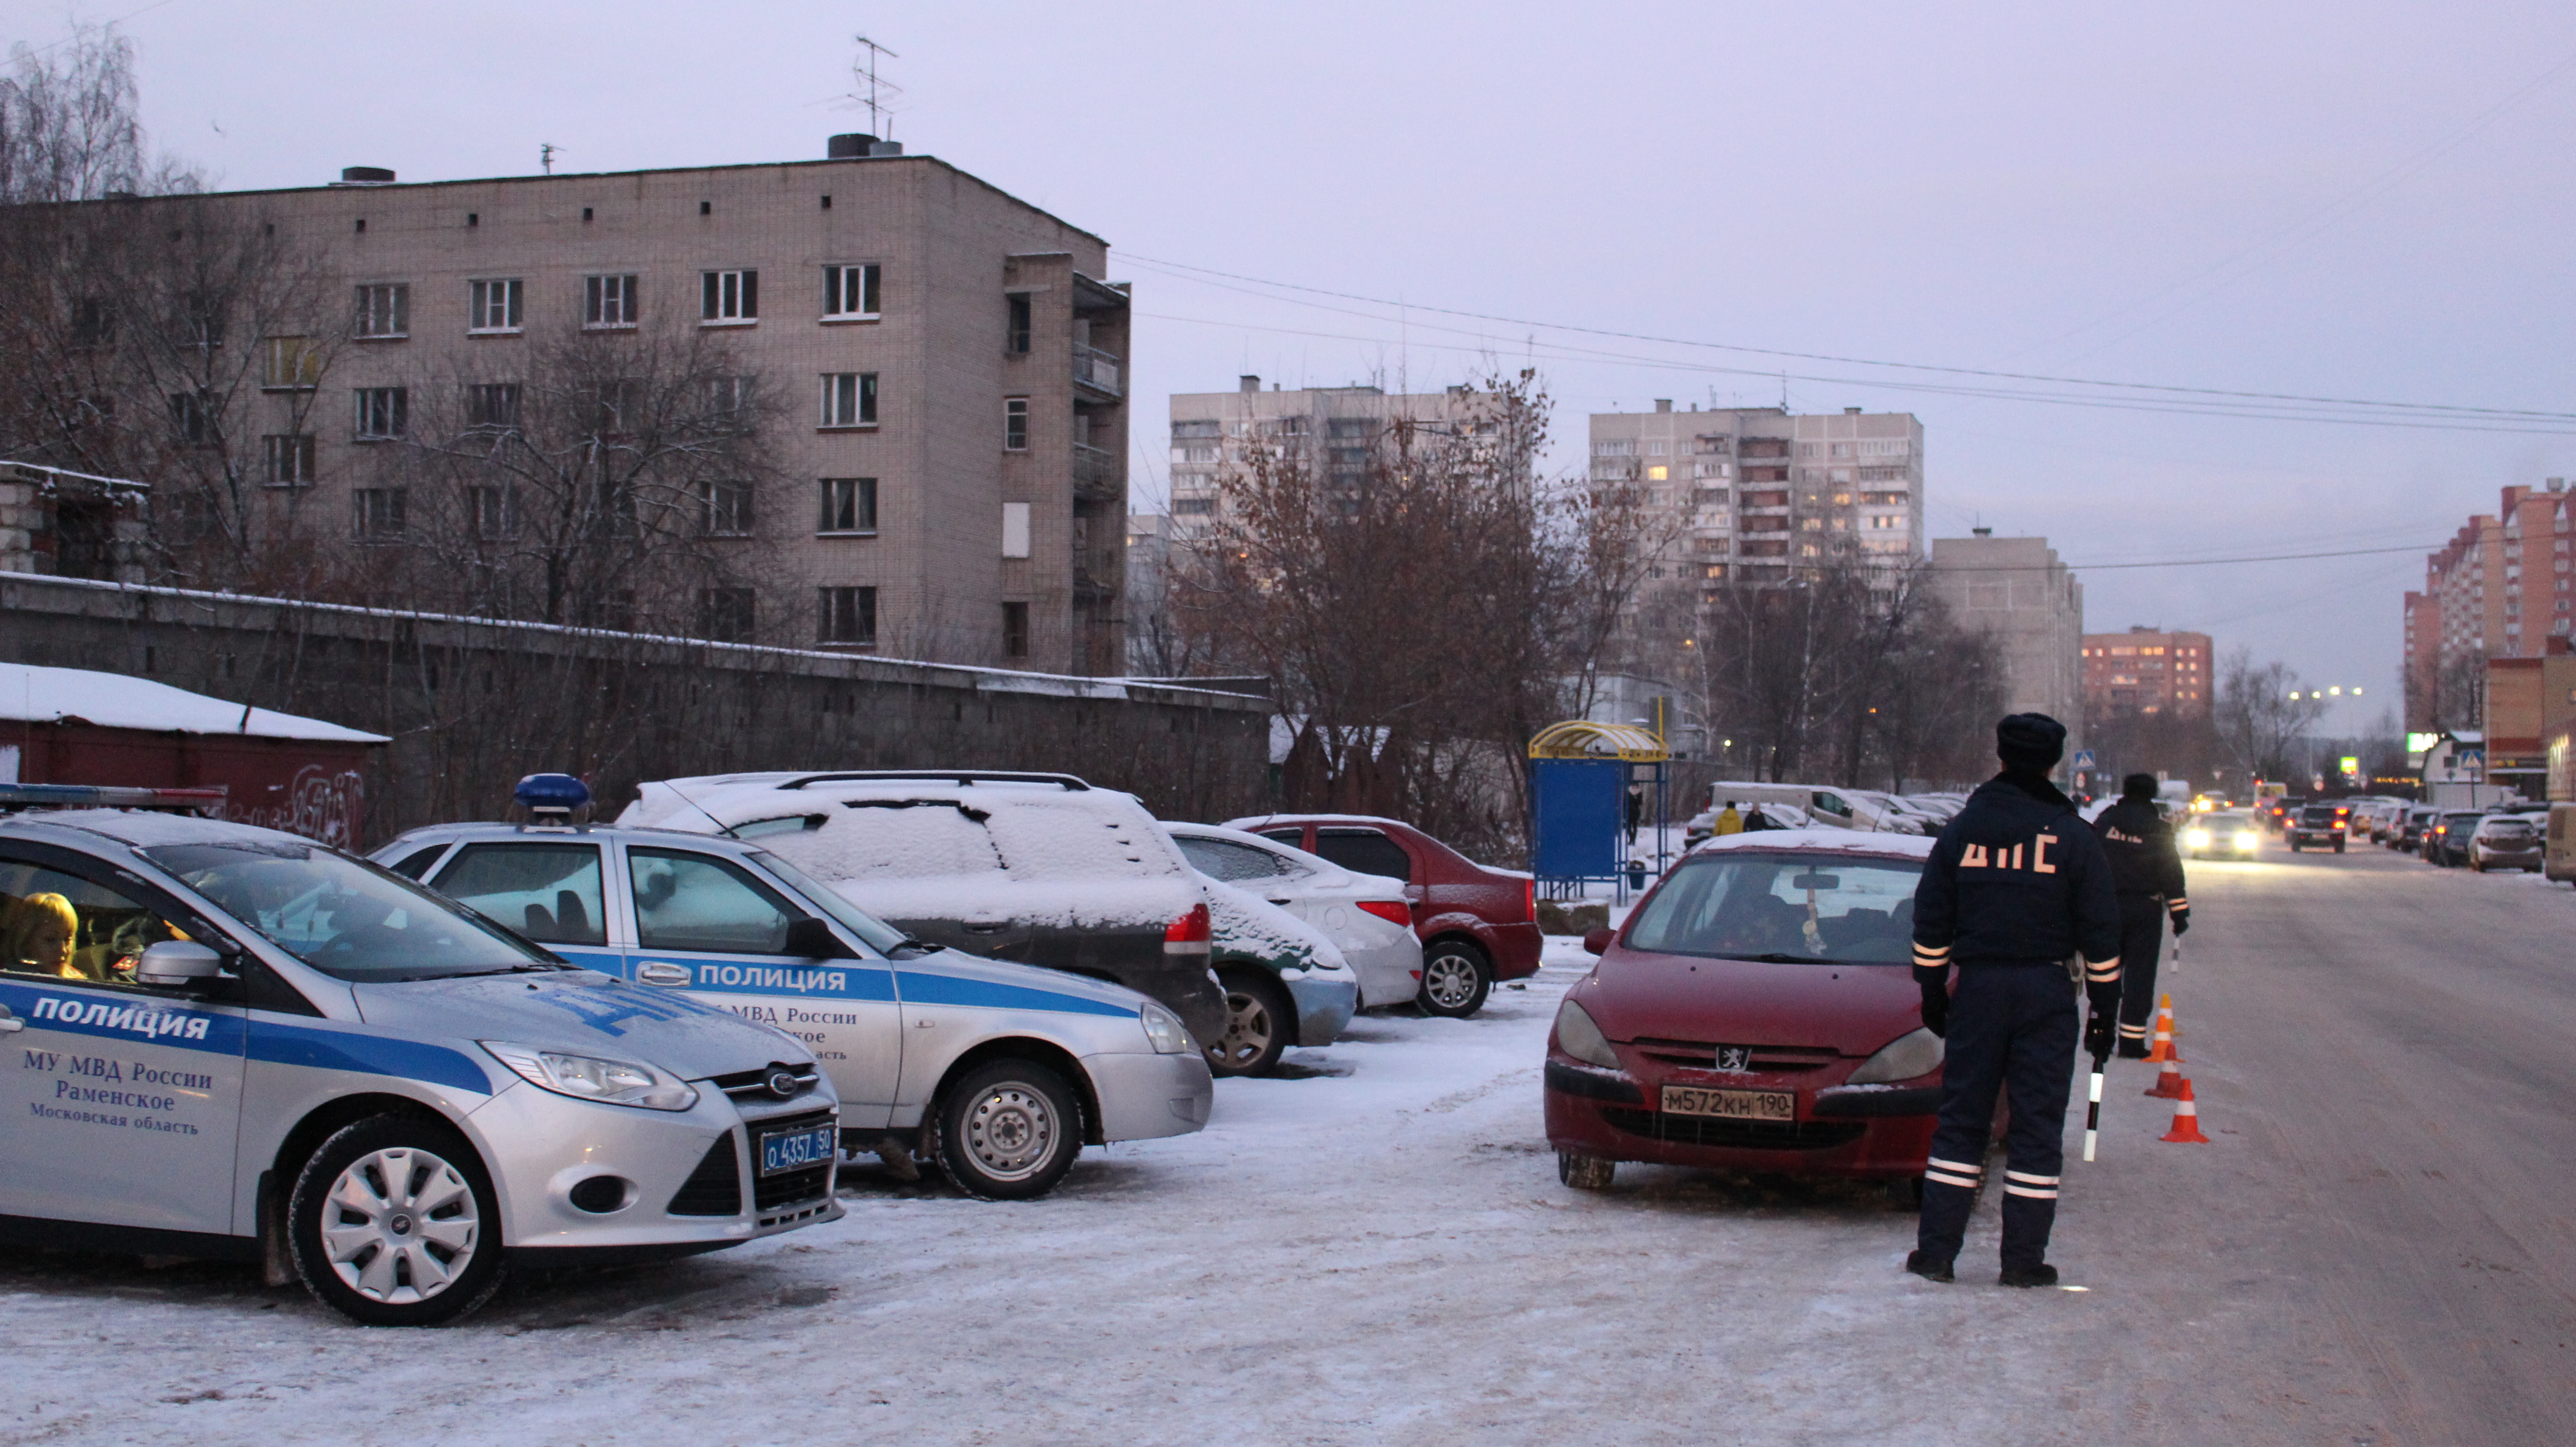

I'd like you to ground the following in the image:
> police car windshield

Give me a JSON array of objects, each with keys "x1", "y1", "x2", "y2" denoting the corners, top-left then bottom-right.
[
  {"x1": 141, "y1": 841, "x2": 555, "y2": 981},
  {"x1": 743, "y1": 849, "x2": 908, "y2": 955},
  {"x1": 1626, "y1": 853, "x2": 1924, "y2": 965}
]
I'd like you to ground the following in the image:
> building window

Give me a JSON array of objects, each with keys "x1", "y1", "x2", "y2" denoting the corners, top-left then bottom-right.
[
  {"x1": 698, "y1": 588, "x2": 755, "y2": 642},
  {"x1": 469, "y1": 278, "x2": 523, "y2": 333},
  {"x1": 467, "y1": 485, "x2": 512, "y2": 539},
  {"x1": 1007, "y1": 294, "x2": 1032, "y2": 353},
  {"x1": 585, "y1": 274, "x2": 639, "y2": 327},
  {"x1": 1002, "y1": 601, "x2": 1029, "y2": 658},
  {"x1": 1173, "y1": 496, "x2": 1214, "y2": 515},
  {"x1": 1001, "y1": 501, "x2": 1032, "y2": 559},
  {"x1": 701, "y1": 269, "x2": 757, "y2": 323},
  {"x1": 819, "y1": 586, "x2": 877, "y2": 644},
  {"x1": 354, "y1": 283, "x2": 408, "y2": 338},
  {"x1": 818, "y1": 477, "x2": 878, "y2": 534},
  {"x1": 1004, "y1": 397, "x2": 1029, "y2": 451},
  {"x1": 465, "y1": 382, "x2": 521, "y2": 428},
  {"x1": 262, "y1": 336, "x2": 321, "y2": 390},
  {"x1": 820, "y1": 373, "x2": 877, "y2": 427},
  {"x1": 823, "y1": 263, "x2": 881, "y2": 319},
  {"x1": 1645, "y1": 465, "x2": 1668, "y2": 482},
  {"x1": 353, "y1": 487, "x2": 406, "y2": 538},
  {"x1": 354, "y1": 387, "x2": 407, "y2": 440},
  {"x1": 701, "y1": 481, "x2": 754, "y2": 537},
  {"x1": 167, "y1": 391, "x2": 214, "y2": 445},
  {"x1": 263, "y1": 433, "x2": 315, "y2": 486}
]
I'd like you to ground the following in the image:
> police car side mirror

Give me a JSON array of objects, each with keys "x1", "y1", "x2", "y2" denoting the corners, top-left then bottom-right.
[
  {"x1": 136, "y1": 940, "x2": 225, "y2": 987},
  {"x1": 782, "y1": 917, "x2": 858, "y2": 961}
]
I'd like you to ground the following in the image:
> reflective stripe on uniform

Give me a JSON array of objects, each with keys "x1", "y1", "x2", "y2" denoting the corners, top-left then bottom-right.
[
  {"x1": 2084, "y1": 957, "x2": 2121, "y2": 983},
  {"x1": 2003, "y1": 1181, "x2": 2060, "y2": 1199},
  {"x1": 2118, "y1": 1023, "x2": 2148, "y2": 1038},
  {"x1": 1924, "y1": 1155, "x2": 1984, "y2": 1190}
]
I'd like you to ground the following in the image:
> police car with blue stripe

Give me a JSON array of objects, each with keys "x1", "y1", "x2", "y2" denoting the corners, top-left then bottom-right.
[
  {"x1": 372, "y1": 776, "x2": 1213, "y2": 1202},
  {"x1": 0, "y1": 791, "x2": 843, "y2": 1325}
]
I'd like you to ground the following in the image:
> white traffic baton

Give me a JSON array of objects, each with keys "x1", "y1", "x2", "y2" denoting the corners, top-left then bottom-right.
[{"x1": 2082, "y1": 1050, "x2": 2108, "y2": 1162}]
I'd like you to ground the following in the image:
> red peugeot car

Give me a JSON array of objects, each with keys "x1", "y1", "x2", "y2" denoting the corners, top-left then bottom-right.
[
  {"x1": 1545, "y1": 830, "x2": 1942, "y2": 1190},
  {"x1": 1224, "y1": 813, "x2": 1540, "y2": 1017}
]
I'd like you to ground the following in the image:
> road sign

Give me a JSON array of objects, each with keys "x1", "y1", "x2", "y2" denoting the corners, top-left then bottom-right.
[{"x1": 2073, "y1": 749, "x2": 2098, "y2": 771}]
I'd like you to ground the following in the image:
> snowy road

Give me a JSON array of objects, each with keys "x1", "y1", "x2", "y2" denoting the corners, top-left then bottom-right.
[{"x1": 6, "y1": 848, "x2": 2572, "y2": 1445}]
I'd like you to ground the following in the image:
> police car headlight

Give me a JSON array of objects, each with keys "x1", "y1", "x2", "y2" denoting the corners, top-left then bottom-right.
[
  {"x1": 482, "y1": 1041, "x2": 700, "y2": 1111},
  {"x1": 1552, "y1": 999, "x2": 1621, "y2": 1069},
  {"x1": 2235, "y1": 831, "x2": 2258, "y2": 850},
  {"x1": 1848, "y1": 1027, "x2": 1944, "y2": 1084},
  {"x1": 2184, "y1": 829, "x2": 2211, "y2": 849},
  {"x1": 1138, "y1": 1002, "x2": 1195, "y2": 1055}
]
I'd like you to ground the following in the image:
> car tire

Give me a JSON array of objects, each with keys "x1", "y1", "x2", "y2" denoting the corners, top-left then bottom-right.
[
  {"x1": 1206, "y1": 967, "x2": 1294, "y2": 1077},
  {"x1": 2334, "y1": 842, "x2": 2344, "y2": 854},
  {"x1": 934, "y1": 1058, "x2": 1082, "y2": 1201},
  {"x1": 2289, "y1": 842, "x2": 2302, "y2": 853},
  {"x1": 1416, "y1": 939, "x2": 1493, "y2": 1019},
  {"x1": 1558, "y1": 1150, "x2": 1614, "y2": 1190},
  {"x1": 287, "y1": 1114, "x2": 506, "y2": 1327}
]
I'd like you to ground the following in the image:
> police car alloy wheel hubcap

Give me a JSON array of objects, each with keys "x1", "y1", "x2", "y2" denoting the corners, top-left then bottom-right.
[
  {"x1": 322, "y1": 1146, "x2": 480, "y2": 1303},
  {"x1": 1425, "y1": 956, "x2": 1477, "y2": 1008},
  {"x1": 964, "y1": 1086, "x2": 1055, "y2": 1180}
]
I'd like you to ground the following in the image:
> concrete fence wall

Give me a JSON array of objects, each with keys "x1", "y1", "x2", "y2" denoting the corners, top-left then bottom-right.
[{"x1": 0, "y1": 572, "x2": 1271, "y2": 847}]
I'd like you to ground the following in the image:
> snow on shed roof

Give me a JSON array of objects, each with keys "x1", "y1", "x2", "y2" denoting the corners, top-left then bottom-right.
[{"x1": 0, "y1": 662, "x2": 387, "y2": 743}]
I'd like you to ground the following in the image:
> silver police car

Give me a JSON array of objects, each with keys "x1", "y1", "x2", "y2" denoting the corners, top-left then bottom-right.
[
  {"x1": 0, "y1": 805, "x2": 842, "y2": 1326},
  {"x1": 375, "y1": 779, "x2": 1213, "y2": 1201}
]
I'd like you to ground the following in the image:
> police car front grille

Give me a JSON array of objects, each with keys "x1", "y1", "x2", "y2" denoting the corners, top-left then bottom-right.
[
  {"x1": 709, "y1": 1063, "x2": 823, "y2": 1102},
  {"x1": 1601, "y1": 1107, "x2": 1866, "y2": 1151},
  {"x1": 667, "y1": 1137, "x2": 742, "y2": 1216}
]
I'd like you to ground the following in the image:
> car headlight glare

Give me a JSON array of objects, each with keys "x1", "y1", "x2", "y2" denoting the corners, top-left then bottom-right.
[
  {"x1": 481, "y1": 1041, "x2": 699, "y2": 1111},
  {"x1": 2235, "y1": 831, "x2": 2258, "y2": 849},
  {"x1": 1138, "y1": 1001, "x2": 1195, "y2": 1054},
  {"x1": 1848, "y1": 1026, "x2": 1945, "y2": 1084},
  {"x1": 1552, "y1": 998, "x2": 1621, "y2": 1069},
  {"x1": 2184, "y1": 829, "x2": 2211, "y2": 848}
]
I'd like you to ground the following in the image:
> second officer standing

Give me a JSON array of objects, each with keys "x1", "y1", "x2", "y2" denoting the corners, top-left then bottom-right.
[{"x1": 2090, "y1": 773, "x2": 2189, "y2": 1057}]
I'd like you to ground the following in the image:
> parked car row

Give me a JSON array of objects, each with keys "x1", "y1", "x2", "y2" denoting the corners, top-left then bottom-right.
[
  {"x1": 1, "y1": 771, "x2": 1542, "y2": 1326},
  {"x1": 1682, "y1": 786, "x2": 1962, "y2": 846}
]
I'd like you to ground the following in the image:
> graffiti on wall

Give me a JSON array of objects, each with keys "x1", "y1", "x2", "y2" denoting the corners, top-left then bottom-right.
[{"x1": 231, "y1": 766, "x2": 366, "y2": 848}]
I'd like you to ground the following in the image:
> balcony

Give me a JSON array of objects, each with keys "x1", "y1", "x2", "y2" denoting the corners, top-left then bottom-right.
[
  {"x1": 1074, "y1": 345, "x2": 1122, "y2": 399},
  {"x1": 1073, "y1": 442, "x2": 1122, "y2": 500}
]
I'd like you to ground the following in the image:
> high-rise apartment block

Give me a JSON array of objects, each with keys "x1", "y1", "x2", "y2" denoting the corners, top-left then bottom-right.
[
  {"x1": 1925, "y1": 532, "x2": 2086, "y2": 757},
  {"x1": 47, "y1": 138, "x2": 1131, "y2": 673},
  {"x1": 1164, "y1": 377, "x2": 1490, "y2": 540},
  {"x1": 2404, "y1": 479, "x2": 2574, "y2": 730},
  {"x1": 2081, "y1": 627, "x2": 2214, "y2": 717},
  {"x1": 1586, "y1": 402, "x2": 1925, "y2": 589}
]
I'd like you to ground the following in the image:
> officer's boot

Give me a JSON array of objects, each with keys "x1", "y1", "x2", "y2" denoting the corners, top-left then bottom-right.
[
  {"x1": 1998, "y1": 1187, "x2": 2058, "y2": 1287},
  {"x1": 1911, "y1": 1161, "x2": 1982, "y2": 1282}
]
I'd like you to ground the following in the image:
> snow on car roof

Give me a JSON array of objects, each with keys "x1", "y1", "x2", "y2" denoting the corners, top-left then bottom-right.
[
  {"x1": 0, "y1": 661, "x2": 386, "y2": 742},
  {"x1": 1689, "y1": 827, "x2": 1936, "y2": 862},
  {"x1": 622, "y1": 774, "x2": 1198, "y2": 928}
]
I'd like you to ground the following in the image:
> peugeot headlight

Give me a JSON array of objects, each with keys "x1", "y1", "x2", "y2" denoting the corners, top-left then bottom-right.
[
  {"x1": 1847, "y1": 1027, "x2": 1944, "y2": 1085},
  {"x1": 1552, "y1": 998, "x2": 1621, "y2": 1069},
  {"x1": 2235, "y1": 831, "x2": 2258, "y2": 850},
  {"x1": 481, "y1": 1041, "x2": 699, "y2": 1111},
  {"x1": 1138, "y1": 1001, "x2": 1195, "y2": 1054},
  {"x1": 2184, "y1": 828, "x2": 2211, "y2": 849}
]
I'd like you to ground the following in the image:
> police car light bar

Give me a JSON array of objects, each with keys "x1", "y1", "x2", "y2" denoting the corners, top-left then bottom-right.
[
  {"x1": 0, "y1": 783, "x2": 228, "y2": 813},
  {"x1": 514, "y1": 773, "x2": 592, "y2": 819}
]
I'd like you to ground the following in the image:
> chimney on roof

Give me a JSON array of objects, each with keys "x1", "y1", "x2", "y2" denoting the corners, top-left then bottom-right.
[
  {"x1": 827, "y1": 133, "x2": 901, "y2": 159},
  {"x1": 1972, "y1": 526, "x2": 1993, "y2": 538},
  {"x1": 1655, "y1": 399, "x2": 1672, "y2": 413},
  {"x1": 2550, "y1": 477, "x2": 2567, "y2": 492},
  {"x1": 1240, "y1": 375, "x2": 1260, "y2": 394},
  {"x1": 334, "y1": 166, "x2": 396, "y2": 186},
  {"x1": 1845, "y1": 406, "x2": 1862, "y2": 414}
]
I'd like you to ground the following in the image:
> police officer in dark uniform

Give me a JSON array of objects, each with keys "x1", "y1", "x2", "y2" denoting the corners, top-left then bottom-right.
[
  {"x1": 1906, "y1": 714, "x2": 2123, "y2": 1288},
  {"x1": 2091, "y1": 773, "x2": 2190, "y2": 1058}
]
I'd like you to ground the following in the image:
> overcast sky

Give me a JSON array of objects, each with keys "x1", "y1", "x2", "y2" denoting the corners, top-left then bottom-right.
[{"x1": 39, "y1": 0, "x2": 2576, "y2": 729}]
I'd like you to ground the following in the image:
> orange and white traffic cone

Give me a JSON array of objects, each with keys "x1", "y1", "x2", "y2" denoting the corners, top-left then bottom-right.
[
  {"x1": 2142, "y1": 995, "x2": 2184, "y2": 1064},
  {"x1": 2158, "y1": 1079, "x2": 2212, "y2": 1143},
  {"x1": 2144, "y1": 1051, "x2": 2186, "y2": 1100}
]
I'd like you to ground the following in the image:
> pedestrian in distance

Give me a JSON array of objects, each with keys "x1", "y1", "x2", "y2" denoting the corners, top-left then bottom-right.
[
  {"x1": 1712, "y1": 801, "x2": 1744, "y2": 837},
  {"x1": 1906, "y1": 713, "x2": 2125, "y2": 1288},
  {"x1": 1625, "y1": 781, "x2": 1645, "y2": 847},
  {"x1": 2091, "y1": 773, "x2": 2189, "y2": 1059}
]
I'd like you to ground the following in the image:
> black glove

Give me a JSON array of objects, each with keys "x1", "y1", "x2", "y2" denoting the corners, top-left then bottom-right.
[
  {"x1": 1918, "y1": 979, "x2": 1949, "y2": 1038},
  {"x1": 2169, "y1": 907, "x2": 2191, "y2": 937},
  {"x1": 2083, "y1": 1010, "x2": 2116, "y2": 1061}
]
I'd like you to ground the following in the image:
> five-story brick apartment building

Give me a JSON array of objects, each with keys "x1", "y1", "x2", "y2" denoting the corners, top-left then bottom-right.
[{"x1": 51, "y1": 137, "x2": 1130, "y2": 674}]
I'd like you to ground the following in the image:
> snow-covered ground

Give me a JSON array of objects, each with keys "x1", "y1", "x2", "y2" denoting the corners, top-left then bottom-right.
[{"x1": 3, "y1": 935, "x2": 2252, "y2": 1447}]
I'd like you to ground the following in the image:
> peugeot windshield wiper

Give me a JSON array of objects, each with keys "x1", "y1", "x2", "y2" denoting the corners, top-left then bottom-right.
[{"x1": 1725, "y1": 952, "x2": 1855, "y2": 965}]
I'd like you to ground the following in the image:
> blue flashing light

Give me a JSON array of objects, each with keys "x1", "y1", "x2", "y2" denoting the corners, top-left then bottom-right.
[{"x1": 513, "y1": 773, "x2": 591, "y2": 813}]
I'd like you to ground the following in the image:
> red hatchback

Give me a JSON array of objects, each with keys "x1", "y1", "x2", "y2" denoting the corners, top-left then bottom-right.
[
  {"x1": 1545, "y1": 830, "x2": 1942, "y2": 1189},
  {"x1": 1225, "y1": 813, "x2": 1541, "y2": 1017}
]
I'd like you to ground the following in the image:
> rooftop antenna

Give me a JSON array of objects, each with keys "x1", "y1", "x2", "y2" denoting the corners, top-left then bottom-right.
[
  {"x1": 850, "y1": 36, "x2": 904, "y2": 140},
  {"x1": 540, "y1": 142, "x2": 560, "y2": 175}
]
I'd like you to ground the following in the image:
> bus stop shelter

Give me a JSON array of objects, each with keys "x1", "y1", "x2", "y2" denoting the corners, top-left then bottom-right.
[{"x1": 1528, "y1": 720, "x2": 1669, "y2": 902}]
